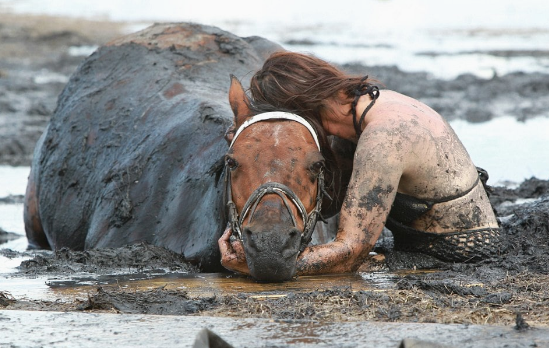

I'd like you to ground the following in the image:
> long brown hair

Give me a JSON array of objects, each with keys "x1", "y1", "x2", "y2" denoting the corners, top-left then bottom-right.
[
  {"x1": 249, "y1": 51, "x2": 375, "y2": 121},
  {"x1": 247, "y1": 51, "x2": 367, "y2": 216}
]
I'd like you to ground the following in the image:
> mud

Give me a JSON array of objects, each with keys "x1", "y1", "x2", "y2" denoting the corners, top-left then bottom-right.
[
  {"x1": 2, "y1": 181, "x2": 549, "y2": 329},
  {"x1": 0, "y1": 13, "x2": 127, "y2": 166},
  {"x1": 1, "y1": 12, "x2": 549, "y2": 345},
  {"x1": 0, "y1": 226, "x2": 20, "y2": 244},
  {"x1": 16, "y1": 243, "x2": 199, "y2": 275},
  {"x1": 2, "y1": 311, "x2": 546, "y2": 348}
]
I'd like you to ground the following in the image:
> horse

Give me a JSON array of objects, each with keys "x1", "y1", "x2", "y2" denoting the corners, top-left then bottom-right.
[
  {"x1": 23, "y1": 23, "x2": 283, "y2": 272},
  {"x1": 223, "y1": 77, "x2": 351, "y2": 281},
  {"x1": 23, "y1": 22, "x2": 351, "y2": 278}
]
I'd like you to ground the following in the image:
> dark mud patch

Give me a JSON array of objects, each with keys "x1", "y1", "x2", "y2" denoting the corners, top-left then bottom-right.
[
  {"x1": 0, "y1": 194, "x2": 25, "y2": 204},
  {"x1": 7, "y1": 243, "x2": 198, "y2": 275},
  {"x1": 0, "y1": 226, "x2": 21, "y2": 244},
  {"x1": 489, "y1": 177, "x2": 549, "y2": 215},
  {"x1": 79, "y1": 286, "x2": 217, "y2": 315}
]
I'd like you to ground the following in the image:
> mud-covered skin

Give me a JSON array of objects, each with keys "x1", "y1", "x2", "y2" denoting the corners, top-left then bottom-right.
[
  {"x1": 23, "y1": 23, "x2": 282, "y2": 271},
  {"x1": 294, "y1": 90, "x2": 500, "y2": 275}
]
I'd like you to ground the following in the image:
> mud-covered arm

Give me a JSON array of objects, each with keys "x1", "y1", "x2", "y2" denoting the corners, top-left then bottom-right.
[{"x1": 296, "y1": 126, "x2": 406, "y2": 275}]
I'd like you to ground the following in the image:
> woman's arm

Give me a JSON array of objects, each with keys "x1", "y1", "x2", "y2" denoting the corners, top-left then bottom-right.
[
  {"x1": 219, "y1": 123, "x2": 408, "y2": 276},
  {"x1": 296, "y1": 128, "x2": 404, "y2": 275}
]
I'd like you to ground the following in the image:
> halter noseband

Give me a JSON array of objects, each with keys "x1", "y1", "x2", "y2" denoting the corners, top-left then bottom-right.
[{"x1": 225, "y1": 111, "x2": 328, "y2": 253}]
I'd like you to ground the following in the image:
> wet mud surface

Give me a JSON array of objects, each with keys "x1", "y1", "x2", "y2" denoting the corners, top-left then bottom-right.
[
  {"x1": 2, "y1": 180, "x2": 549, "y2": 330},
  {"x1": 1, "y1": 12, "x2": 549, "y2": 346},
  {"x1": 0, "y1": 13, "x2": 126, "y2": 166},
  {"x1": 2, "y1": 310, "x2": 546, "y2": 348}
]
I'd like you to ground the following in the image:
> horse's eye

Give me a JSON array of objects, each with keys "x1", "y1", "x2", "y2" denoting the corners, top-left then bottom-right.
[
  {"x1": 311, "y1": 160, "x2": 325, "y2": 173},
  {"x1": 226, "y1": 157, "x2": 239, "y2": 170}
]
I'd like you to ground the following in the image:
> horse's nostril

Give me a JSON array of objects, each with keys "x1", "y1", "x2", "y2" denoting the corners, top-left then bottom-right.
[
  {"x1": 289, "y1": 230, "x2": 298, "y2": 238},
  {"x1": 245, "y1": 228, "x2": 253, "y2": 236},
  {"x1": 243, "y1": 227, "x2": 255, "y2": 246},
  {"x1": 243, "y1": 227, "x2": 253, "y2": 239}
]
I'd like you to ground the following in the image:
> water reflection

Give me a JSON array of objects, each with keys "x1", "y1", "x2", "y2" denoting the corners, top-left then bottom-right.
[
  {"x1": 57, "y1": 271, "x2": 396, "y2": 296},
  {"x1": 1, "y1": 270, "x2": 400, "y2": 304}
]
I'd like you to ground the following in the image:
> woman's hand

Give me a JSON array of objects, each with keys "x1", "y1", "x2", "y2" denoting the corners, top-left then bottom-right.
[{"x1": 218, "y1": 227, "x2": 250, "y2": 275}]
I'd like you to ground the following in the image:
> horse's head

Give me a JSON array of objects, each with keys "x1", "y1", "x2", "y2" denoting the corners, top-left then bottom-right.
[{"x1": 224, "y1": 76, "x2": 335, "y2": 282}]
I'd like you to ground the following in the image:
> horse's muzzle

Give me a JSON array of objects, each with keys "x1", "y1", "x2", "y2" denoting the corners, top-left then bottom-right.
[{"x1": 242, "y1": 224, "x2": 301, "y2": 282}]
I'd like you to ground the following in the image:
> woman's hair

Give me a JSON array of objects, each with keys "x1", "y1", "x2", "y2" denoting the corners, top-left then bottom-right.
[
  {"x1": 249, "y1": 51, "x2": 373, "y2": 121},
  {"x1": 246, "y1": 51, "x2": 367, "y2": 216}
]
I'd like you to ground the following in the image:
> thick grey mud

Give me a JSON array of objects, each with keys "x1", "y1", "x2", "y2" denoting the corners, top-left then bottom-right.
[{"x1": 2, "y1": 180, "x2": 549, "y2": 330}]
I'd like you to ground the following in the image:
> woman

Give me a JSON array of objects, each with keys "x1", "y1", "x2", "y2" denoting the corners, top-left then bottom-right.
[{"x1": 219, "y1": 51, "x2": 501, "y2": 275}]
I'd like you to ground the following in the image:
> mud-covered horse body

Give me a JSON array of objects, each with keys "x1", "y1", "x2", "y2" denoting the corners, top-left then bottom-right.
[{"x1": 24, "y1": 23, "x2": 282, "y2": 271}]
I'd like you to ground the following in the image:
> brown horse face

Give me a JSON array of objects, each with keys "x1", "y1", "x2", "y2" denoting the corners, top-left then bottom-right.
[{"x1": 227, "y1": 121, "x2": 324, "y2": 281}]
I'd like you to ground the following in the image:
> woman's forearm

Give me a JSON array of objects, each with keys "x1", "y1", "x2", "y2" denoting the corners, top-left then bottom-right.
[{"x1": 296, "y1": 238, "x2": 372, "y2": 275}]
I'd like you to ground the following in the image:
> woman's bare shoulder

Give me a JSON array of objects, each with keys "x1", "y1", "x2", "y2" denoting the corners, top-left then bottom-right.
[{"x1": 374, "y1": 90, "x2": 442, "y2": 120}]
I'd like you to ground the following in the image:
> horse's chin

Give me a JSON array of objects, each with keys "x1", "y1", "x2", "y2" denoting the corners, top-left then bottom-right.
[{"x1": 247, "y1": 254, "x2": 298, "y2": 282}]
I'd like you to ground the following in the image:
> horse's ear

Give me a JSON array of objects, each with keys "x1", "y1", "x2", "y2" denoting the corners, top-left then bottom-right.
[{"x1": 228, "y1": 75, "x2": 251, "y2": 130}]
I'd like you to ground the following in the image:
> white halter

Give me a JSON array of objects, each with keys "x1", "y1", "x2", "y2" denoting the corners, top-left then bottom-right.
[{"x1": 229, "y1": 111, "x2": 321, "y2": 150}]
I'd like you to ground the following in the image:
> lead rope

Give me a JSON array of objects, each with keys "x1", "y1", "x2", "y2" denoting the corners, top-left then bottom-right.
[{"x1": 351, "y1": 76, "x2": 380, "y2": 138}]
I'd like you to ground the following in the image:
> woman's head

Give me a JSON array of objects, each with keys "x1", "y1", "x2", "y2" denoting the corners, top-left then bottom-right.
[{"x1": 249, "y1": 51, "x2": 367, "y2": 122}]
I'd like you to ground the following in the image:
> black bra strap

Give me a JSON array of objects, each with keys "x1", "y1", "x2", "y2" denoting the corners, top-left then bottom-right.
[
  {"x1": 429, "y1": 175, "x2": 481, "y2": 204},
  {"x1": 351, "y1": 76, "x2": 380, "y2": 137}
]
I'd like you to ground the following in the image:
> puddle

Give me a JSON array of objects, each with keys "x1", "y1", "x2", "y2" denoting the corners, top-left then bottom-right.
[{"x1": 1, "y1": 270, "x2": 399, "y2": 304}]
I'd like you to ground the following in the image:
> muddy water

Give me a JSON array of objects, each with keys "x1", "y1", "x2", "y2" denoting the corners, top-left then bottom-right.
[
  {"x1": 48, "y1": 272, "x2": 396, "y2": 298},
  {"x1": 2, "y1": 269, "x2": 396, "y2": 303},
  {"x1": 1, "y1": 262, "x2": 546, "y2": 348},
  {"x1": 2, "y1": 187, "x2": 549, "y2": 348}
]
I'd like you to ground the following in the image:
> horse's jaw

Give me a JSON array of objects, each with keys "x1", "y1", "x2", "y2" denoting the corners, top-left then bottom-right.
[{"x1": 241, "y1": 222, "x2": 301, "y2": 282}]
